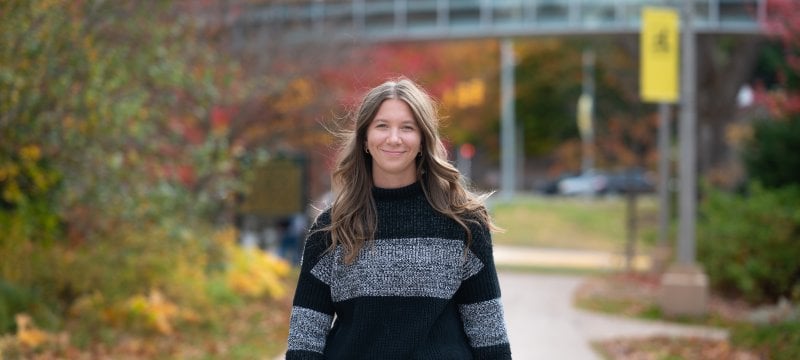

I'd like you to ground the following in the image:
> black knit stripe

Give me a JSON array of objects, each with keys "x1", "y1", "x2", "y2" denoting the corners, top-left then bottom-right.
[
  {"x1": 292, "y1": 215, "x2": 336, "y2": 314},
  {"x1": 291, "y1": 271, "x2": 334, "y2": 314},
  {"x1": 372, "y1": 181, "x2": 423, "y2": 200},
  {"x1": 310, "y1": 237, "x2": 484, "y2": 301},
  {"x1": 300, "y1": 212, "x2": 332, "y2": 268},
  {"x1": 284, "y1": 349, "x2": 326, "y2": 360},
  {"x1": 287, "y1": 306, "x2": 333, "y2": 353},
  {"x1": 472, "y1": 343, "x2": 513, "y2": 360}
]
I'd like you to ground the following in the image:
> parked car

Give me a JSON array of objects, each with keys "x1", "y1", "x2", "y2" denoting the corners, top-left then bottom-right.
[
  {"x1": 604, "y1": 169, "x2": 656, "y2": 194},
  {"x1": 557, "y1": 170, "x2": 609, "y2": 196},
  {"x1": 535, "y1": 172, "x2": 577, "y2": 195}
]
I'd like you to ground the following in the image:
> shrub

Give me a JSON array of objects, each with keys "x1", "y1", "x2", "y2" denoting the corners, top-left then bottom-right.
[
  {"x1": 698, "y1": 185, "x2": 800, "y2": 304},
  {"x1": 743, "y1": 116, "x2": 800, "y2": 189},
  {"x1": 0, "y1": 281, "x2": 59, "y2": 335},
  {"x1": 731, "y1": 321, "x2": 800, "y2": 360}
]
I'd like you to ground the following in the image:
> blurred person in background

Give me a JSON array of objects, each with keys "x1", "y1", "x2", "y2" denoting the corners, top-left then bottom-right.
[
  {"x1": 279, "y1": 213, "x2": 308, "y2": 265},
  {"x1": 286, "y1": 78, "x2": 512, "y2": 359}
]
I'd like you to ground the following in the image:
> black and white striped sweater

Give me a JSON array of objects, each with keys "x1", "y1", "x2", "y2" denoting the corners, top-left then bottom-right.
[{"x1": 287, "y1": 182, "x2": 512, "y2": 359}]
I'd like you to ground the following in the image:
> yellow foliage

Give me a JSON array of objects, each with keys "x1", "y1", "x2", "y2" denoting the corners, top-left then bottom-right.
[
  {"x1": 18, "y1": 145, "x2": 41, "y2": 162},
  {"x1": 226, "y1": 246, "x2": 290, "y2": 299},
  {"x1": 124, "y1": 290, "x2": 180, "y2": 335},
  {"x1": 0, "y1": 163, "x2": 20, "y2": 181},
  {"x1": 15, "y1": 313, "x2": 50, "y2": 349},
  {"x1": 215, "y1": 228, "x2": 291, "y2": 300},
  {"x1": 2, "y1": 180, "x2": 23, "y2": 203},
  {"x1": 68, "y1": 291, "x2": 105, "y2": 318}
]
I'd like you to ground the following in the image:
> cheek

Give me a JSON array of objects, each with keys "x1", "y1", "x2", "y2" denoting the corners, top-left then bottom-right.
[
  {"x1": 411, "y1": 133, "x2": 422, "y2": 151},
  {"x1": 365, "y1": 130, "x2": 379, "y2": 147}
]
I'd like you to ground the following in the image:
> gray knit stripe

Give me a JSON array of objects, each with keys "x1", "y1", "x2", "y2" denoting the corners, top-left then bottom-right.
[
  {"x1": 310, "y1": 237, "x2": 483, "y2": 302},
  {"x1": 310, "y1": 247, "x2": 334, "y2": 285},
  {"x1": 458, "y1": 298, "x2": 509, "y2": 348},
  {"x1": 287, "y1": 306, "x2": 333, "y2": 353},
  {"x1": 462, "y1": 249, "x2": 484, "y2": 280}
]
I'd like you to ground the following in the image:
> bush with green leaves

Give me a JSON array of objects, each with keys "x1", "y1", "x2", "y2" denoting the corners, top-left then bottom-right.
[
  {"x1": 744, "y1": 115, "x2": 800, "y2": 189},
  {"x1": 698, "y1": 185, "x2": 800, "y2": 305},
  {"x1": 731, "y1": 321, "x2": 800, "y2": 360}
]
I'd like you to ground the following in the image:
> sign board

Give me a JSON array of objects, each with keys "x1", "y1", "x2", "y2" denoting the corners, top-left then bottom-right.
[
  {"x1": 239, "y1": 157, "x2": 306, "y2": 217},
  {"x1": 640, "y1": 7, "x2": 679, "y2": 103}
]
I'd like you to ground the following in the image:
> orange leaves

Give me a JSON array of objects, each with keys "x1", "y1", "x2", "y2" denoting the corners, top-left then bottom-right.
[
  {"x1": 15, "y1": 314, "x2": 50, "y2": 348},
  {"x1": 68, "y1": 289, "x2": 195, "y2": 336},
  {"x1": 274, "y1": 78, "x2": 315, "y2": 114},
  {"x1": 442, "y1": 78, "x2": 486, "y2": 109},
  {"x1": 5, "y1": 313, "x2": 67, "y2": 352}
]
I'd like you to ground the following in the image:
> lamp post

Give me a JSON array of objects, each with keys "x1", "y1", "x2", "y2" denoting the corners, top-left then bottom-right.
[
  {"x1": 500, "y1": 39, "x2": 516, "y2": 199},
  {"x1": 658, "y1": 0, "x2": 709, "y2": 318}
]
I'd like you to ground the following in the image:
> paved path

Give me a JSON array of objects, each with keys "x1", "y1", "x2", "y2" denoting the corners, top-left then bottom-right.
[{"x1": 500, "y1": 272, "x2": 727, "y2": 359}]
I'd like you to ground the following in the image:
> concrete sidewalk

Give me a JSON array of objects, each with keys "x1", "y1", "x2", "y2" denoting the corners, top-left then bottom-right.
[
  {"x1": 493, "y1": 245, "x2": 651, "y2": 272},
  {"x1": 500, "y1": 272, "x2": 727, "y2": 359}
]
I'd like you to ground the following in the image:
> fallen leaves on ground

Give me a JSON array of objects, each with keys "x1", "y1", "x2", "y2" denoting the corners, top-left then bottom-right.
[
  {"x1": 2, "y1": 294, "x2": 293, "y2": 359},
  {"x1": 576, "y1": 273, "x2": 765, "y2": 360},
  {"x1": 595, "y1": 336, "x2": 763, "y2": 360}
]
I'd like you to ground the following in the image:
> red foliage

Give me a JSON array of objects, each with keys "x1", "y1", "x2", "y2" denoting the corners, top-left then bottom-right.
[
  {"x1": 318, "y1": 43, "x2": 464, "y2": 106},
  {"x1": 759, "y1": 0, "x2": 800, "y2": 117},
  {"x1": 211, "y1": 105, "x2": 237, "y2": 134}
]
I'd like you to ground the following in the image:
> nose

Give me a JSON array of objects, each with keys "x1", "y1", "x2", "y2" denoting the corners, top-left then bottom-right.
[{"x1": 387, "y1": 128, "x2": 401, "y2": 144}]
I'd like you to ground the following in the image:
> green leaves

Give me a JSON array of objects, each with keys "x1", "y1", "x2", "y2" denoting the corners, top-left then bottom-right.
[{"x1": 698, "y1": 185, "x2": 800, "y2": 304}]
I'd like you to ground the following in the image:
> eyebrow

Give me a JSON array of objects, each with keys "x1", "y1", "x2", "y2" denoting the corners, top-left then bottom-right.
[{"x1": 372, "y1": 118, "x2": 416, "y2": 125}]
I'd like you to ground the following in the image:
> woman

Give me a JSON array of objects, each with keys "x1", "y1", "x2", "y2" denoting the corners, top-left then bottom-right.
[{"x1": 287, "y1": 78, "x2": 512, "y2": 359}]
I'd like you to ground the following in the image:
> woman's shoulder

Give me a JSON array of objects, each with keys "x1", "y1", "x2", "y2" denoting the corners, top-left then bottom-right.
[
  {"x1": 303, "y1": 209, "x2": 332, "y2": 254},
  {"x1": 310, "y1": 208, "x2": 332, "y2": 228}
]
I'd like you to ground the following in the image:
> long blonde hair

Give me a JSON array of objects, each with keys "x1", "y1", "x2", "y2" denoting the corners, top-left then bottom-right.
[{"x1": 327, "y1": 77, "x2": 497, "y2": 264}]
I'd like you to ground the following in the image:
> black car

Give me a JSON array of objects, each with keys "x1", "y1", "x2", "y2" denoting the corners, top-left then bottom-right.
[{"x1": 604, "y1": 170, "x2": 655, "y2": 194}]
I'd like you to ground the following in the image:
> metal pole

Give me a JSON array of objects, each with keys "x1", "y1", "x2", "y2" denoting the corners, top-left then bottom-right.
[
  {"x1": 581, "y1": 49, "x2": 595, "y2": 173},
  {"x1": 678, "y1": 0, "x2": 697, "y2": 265},
  {"x1": 657, "y1": 103, "x2": 672, "y2": 249},
  {"x1": 501, "y1": 39, "x2": 516, "y2": 199}
]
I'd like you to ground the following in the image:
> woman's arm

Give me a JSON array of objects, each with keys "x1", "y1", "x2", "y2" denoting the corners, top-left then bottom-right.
[
  {"x1": 454, "y1": 223, "x2": 512, "y2": 360},
  {"x1": 286, "y1": 214, "x2": 335, "y2": 360}
]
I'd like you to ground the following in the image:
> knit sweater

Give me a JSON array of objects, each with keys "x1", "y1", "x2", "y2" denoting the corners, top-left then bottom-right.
[{"x1": 286, "y1": 182, "x2": 512, "y2": 359}]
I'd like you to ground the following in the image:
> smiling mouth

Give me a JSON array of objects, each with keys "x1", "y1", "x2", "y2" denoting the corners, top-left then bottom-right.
[{"x1": 381, "y1": 149, "x2": 406, "y2": 155}]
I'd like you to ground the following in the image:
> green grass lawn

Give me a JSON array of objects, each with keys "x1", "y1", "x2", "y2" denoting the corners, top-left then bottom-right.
[{"x1": 489, "y1": 194, "x2": 660, "y2": 252}]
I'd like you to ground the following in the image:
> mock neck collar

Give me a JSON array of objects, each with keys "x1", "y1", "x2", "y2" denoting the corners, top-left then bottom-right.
[{"x1": 372, "y1": 181, "x2": 423, "y2": 201}]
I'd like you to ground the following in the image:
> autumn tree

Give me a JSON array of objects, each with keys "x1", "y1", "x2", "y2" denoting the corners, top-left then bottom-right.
[
  {"x1": 181, "y1": 0, "x2": 377, "y2": 201},
  {"x1": 0, "y1": 0, "x2": 249, "y2": 333},
  {"x1": 513, "y1": 38, "x2": 659, "y2": 180}
]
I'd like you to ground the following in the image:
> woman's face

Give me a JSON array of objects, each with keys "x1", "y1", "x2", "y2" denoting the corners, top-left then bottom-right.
[{"x1": 365, "y1": 99, "x2": 422, "y2": 188}]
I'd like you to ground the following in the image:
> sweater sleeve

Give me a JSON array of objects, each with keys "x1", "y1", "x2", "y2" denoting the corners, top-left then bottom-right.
[
  {"x1": 286, "y1": 212, "x2": 335, "y2": 360},
  {"x1": 454, "y1": 222, "x2": 512, "y2": 360}
]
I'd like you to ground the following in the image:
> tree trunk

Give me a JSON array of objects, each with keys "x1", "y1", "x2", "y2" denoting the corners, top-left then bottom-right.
[{"x1": 696, "y1": 35, "x2": 763, "y2": 173}]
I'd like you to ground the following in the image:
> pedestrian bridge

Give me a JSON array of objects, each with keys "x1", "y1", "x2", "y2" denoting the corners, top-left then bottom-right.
[{"x1": 228, "y1": 0, "x2": 767, "y2": 42}]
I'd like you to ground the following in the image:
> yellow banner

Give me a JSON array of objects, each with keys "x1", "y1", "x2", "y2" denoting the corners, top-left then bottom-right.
[{"x1": 640, "y1": 7, "x2": 679, "y2": 103}]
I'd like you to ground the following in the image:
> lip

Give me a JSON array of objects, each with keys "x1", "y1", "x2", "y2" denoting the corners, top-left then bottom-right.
[{"x1": 380, "y1": 149, "x2": 406, "y2": 156}]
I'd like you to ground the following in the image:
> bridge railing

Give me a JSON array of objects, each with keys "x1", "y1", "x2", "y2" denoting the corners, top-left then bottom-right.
[{"x1": 230, "y1": 0, "x2": 766, "y2": 41}]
